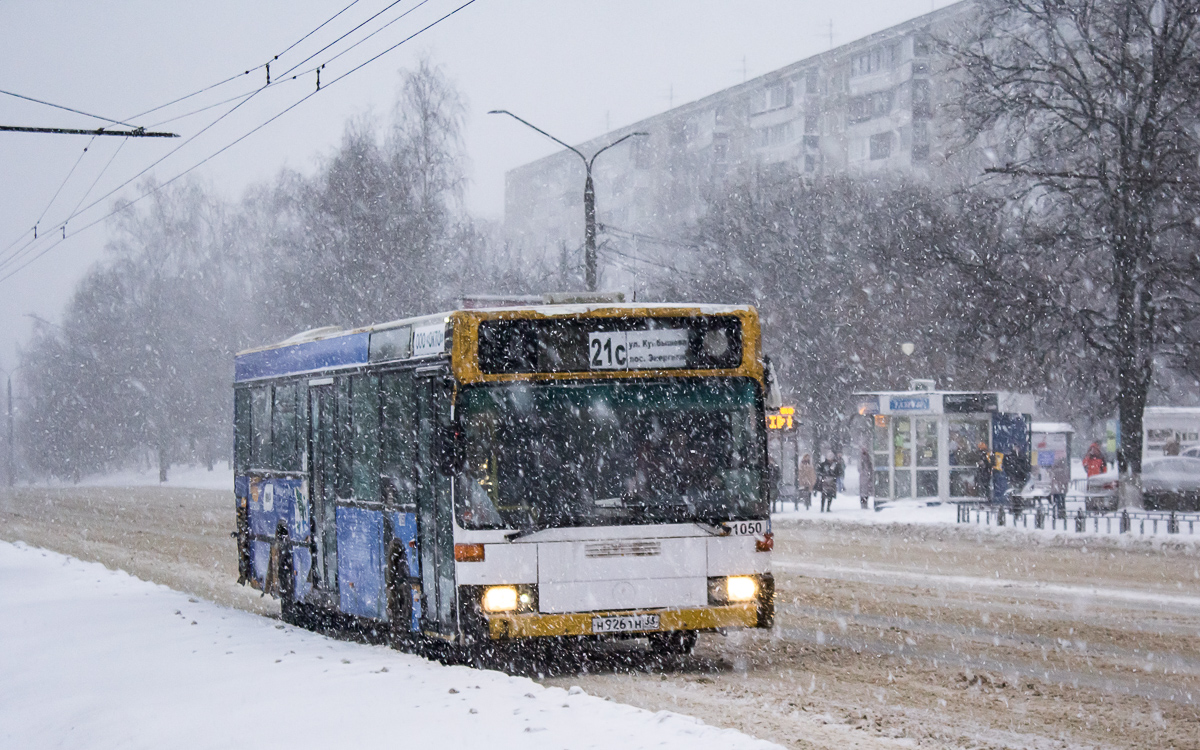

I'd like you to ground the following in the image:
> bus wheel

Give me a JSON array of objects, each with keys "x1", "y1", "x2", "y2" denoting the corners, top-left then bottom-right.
[{"x1": 648, "y1": 630, "x2": 697, "y2": 656}]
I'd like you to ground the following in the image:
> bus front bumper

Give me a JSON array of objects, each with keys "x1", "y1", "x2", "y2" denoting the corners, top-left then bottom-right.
[{"x1": 485, "y1": 602, "x2": 759, "y2": 640}]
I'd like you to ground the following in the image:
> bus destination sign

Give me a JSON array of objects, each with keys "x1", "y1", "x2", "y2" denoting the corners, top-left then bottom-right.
[{"x1": 588, "y1": 329, "x2": 688, "y2": 370}]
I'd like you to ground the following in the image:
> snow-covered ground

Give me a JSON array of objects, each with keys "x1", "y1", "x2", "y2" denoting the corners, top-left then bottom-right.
[
  {"x1": 0, "y1": 541, "x2": 777, "y2": 750},
  {"x1": 29, "y1": 462, "x2": 235, "y2": 491}
]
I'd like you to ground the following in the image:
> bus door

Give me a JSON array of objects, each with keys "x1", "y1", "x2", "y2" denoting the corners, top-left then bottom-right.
[
  {"x1": 415, "y1": 366, "x2": 456, "y2": 635},
  {"x1": 308, "y1": 382, "x2": 338, "y2": 596}
]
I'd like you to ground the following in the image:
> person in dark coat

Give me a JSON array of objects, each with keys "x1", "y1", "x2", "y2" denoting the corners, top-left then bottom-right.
[
  {"x1": 817, "y1": 452, "x2": 838, "y2": 512},
  {"x1": 859, "y1": 448, "x2": 874, "y2": 510},
  {"x1": 974, "y1": 441, "x2": 993, "y2": 501}
]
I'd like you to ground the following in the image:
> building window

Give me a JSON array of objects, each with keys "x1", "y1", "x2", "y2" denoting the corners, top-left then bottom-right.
[
  {"x1": 804, "y1": 154, "x2": 819, "y2": 173},
  {"x1": 849, "y1": 89, "x2": 895, "y2": 124},
  {"x1": 804, "y1": 113, "x2": 820, "y2": 134},
  {"x1": 750, "y1": 81, "x2": 792, "y2": 115},
  {"x1": 913, "y1": 35, "x2": 930, "y2": 58},
  {"x1": 869, "y1": 132, "x2": 893, "y2": 160},
  {"x1": 851, "y1": 44, "x2": 895, "y2": 77},
  {"x1": 756, "y1": 122, "x2": 793, "y2": 147},
  {"x1": 803, "y1": 135, "x2": 820, "y2": 150},
  {"x1": 912, "y1": 121, "x2": 930, "y2": 162},
  {"x1": 805, "y1": 69, "x2": 820, "y2": 95},
  {"x1": 912, "y1": 79, "x2": 931, "y2": 120}
]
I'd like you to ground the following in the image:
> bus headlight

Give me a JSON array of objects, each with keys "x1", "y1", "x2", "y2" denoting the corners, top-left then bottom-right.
[
  {"x1": 726, "y1": 576, "x2": 758, "y2": 602},
  {"x1": 481, "y1": 585, "x2": 519, "y2": 612}
]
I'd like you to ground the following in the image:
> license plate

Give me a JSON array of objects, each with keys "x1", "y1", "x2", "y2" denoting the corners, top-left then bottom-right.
[{"x1": 591, "y1": 613, "x2": 661, "y2": 634}]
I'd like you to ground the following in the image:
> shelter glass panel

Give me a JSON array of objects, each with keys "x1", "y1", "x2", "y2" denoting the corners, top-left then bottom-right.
[
  {"x1": 915, "y1": 418, "x2": 938, "y2": 468},
  {"x1": 893, "y1": 417, "x2": 912, "y2": 468}
]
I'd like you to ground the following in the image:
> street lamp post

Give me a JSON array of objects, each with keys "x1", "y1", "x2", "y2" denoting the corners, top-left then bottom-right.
[
  {"x1": 0, "y1": 365, "x2": 19, "y2": 488},
  {"x1": 489, "y1": 110, "x2": 648, "y2": 292}
]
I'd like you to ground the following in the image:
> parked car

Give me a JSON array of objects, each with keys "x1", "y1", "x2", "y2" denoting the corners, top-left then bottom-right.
[
  {"x1": 1085, "y1": 469, "x2": 1119, "y2": 511},
  {"x1": 1181, "y1": 444, "x2": 1200, "y2": 459},
  {"x1": 1141, "y1": 457, "x2": 1200, "y2": 511},
  {"x1": 1085, "y1": 458, "x2": 1200, "y2": 511}
]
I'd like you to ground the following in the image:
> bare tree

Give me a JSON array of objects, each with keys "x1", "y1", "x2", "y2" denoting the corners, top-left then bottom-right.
[{"x1": 948, "y1": 0, "x2": 1200, "y2": 495}]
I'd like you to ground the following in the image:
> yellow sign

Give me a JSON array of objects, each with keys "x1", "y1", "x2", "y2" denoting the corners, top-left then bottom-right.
[{"x1": 767, "y1": 406, "x2": 796, "y2": 430}]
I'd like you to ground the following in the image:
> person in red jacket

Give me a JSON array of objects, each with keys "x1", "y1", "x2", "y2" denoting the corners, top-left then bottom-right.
[{"x1": 1082, "y1": 442, "x2": 1108, "y2": 477}]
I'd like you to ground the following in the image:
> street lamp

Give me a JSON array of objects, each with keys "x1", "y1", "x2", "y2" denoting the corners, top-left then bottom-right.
[
  {"x1": 0, "y1": 364, "x2": 21, "y2": 488},
  {"x1": 489, "y1": 109, "x2": 648, "y2": 292}
]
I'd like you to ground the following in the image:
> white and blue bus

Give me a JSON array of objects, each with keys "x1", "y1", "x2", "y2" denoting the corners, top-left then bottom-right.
[{"x1": 233, "y1": 302, "x2": 775, "y2": 657}]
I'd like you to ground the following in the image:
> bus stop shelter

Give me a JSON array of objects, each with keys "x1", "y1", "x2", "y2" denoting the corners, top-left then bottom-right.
[{"x1": 853, "y1": 385, "x2": 1036, "y2": 504}]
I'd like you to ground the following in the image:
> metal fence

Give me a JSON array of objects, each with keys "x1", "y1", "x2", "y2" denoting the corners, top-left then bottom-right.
[{"x1": 956, "y1": 500, "x2": 1200, "y2": 536}]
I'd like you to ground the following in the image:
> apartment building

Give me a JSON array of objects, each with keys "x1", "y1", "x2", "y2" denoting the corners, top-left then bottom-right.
[{"x1": 503, "y1": 2, "x2": 975, "y2": 263}]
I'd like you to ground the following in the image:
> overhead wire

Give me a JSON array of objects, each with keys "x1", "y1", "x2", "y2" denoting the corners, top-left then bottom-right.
[
  {"x1": 0, "y1": 89, "x2": 138, "y2": 128},
  {"x1": 0, "y1": 0, "x2": 482, "y2": 284},
  {"x1": 121, "y1": 0, "x2": 366, "y2": 123},
  {"x1": 0, "y1": 0, "x2": 396, "y2": 273},
  {"x1": 142, "y1": 0, "x2": 435, "y2": 131}
]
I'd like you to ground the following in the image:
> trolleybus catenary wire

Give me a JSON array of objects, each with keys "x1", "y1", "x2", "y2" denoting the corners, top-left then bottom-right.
[
  {"x1": 121, "y1": 0, "x2": 366, "y2": 123},
  {"x1": 142, "y1": 0, "x2": 435, "y2": 131},
  {"x1": 0, "y1": 136, "x2": 97, "y2": 258},
  {"x1": 0, "y1": 89, "x2": 139, "y2": 128},
  {"x1": 0, "y1": 0, "x2": 376, "y2": 267},
  {"x1": 0, "y1": 0, "x2": 481, "y2": 285}
]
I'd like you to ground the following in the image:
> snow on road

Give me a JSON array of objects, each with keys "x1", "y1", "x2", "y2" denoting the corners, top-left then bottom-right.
[{"x1": 0, "y1": 541, "x2": 777, "y2": 750}]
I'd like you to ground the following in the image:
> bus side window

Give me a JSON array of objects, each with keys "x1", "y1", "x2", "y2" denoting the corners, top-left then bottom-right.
[
  {"x1": 380, "y1": 372, "x2": 416, "y2": 508},
  {"x1": 351, "y1": 374, "x2": 381, "y2": 502},
  {"x1": 272, "y1": 383, "x2": 301, "y2": 472},
  {"x1": 234, "y1": 389, "x2": 251, "y2": 473},
  {"x1": 335, "y1": 379, "x2": 353, "y2": 500},
  {"x1": 250, "y1": 386, "x2": 272, "y2": 469}
]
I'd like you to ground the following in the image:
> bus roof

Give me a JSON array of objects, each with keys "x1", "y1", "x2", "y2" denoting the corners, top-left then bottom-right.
[{"x1": 234, "y1": 303, "x2": 755, "y2": 384}]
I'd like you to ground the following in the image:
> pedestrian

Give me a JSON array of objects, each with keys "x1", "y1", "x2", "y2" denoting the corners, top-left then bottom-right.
[
  {"x1": 1049, "y1": 456, "x2": 1069, "y2": 518},
  {"x1": 817, "y1": 452, "x2": 838, "y2": 512},
  {"x1": 974, "y1": 441, "x2": 993, "y2": 501},
  {"x1": 859, "y1": 447, "x2": 873, "y2": 510},
  {"x1": 797, "y1": 453, "x2": 816, "y2": 511},
  {"x1": 1082, "y1": 442, "x2": 1108, "y2": 477},
  {"x1": 1164, "y1": 435, "x2": 1181, "y2": 456},
  {"x1": 835, "y1": 451, "x2": 846, "y2": 493}
]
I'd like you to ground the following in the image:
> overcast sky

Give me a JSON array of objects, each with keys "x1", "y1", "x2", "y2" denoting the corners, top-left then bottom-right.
[{"x1": 0, "y1": 0, "x2": 960, "y2": 373}]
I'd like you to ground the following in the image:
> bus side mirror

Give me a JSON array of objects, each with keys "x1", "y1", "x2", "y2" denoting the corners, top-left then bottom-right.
[{"x1": 436, "y1": 426, "x2": 463, "y2": 475}]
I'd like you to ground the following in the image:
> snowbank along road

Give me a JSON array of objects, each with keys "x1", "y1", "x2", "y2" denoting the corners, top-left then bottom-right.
[{"x1": 3, "y1": 485, "x2": 1200, "y2": 749}]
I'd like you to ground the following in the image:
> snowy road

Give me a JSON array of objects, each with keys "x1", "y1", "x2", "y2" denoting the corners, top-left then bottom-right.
[
  {"x1": 3, "y1": 485, "x2": 1200, "y2": 749},
  {"x1": 0, "y1": 541, "x2": 774, "y2": 750}
]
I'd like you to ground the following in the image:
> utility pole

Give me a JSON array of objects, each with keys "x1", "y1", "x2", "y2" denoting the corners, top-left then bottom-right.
[
  {"x1": 6, "y1": 374, "x2": 12, "y2": 488},
  {"x1": 489, "y1": 110, "x2": 648, "y2": 291}
]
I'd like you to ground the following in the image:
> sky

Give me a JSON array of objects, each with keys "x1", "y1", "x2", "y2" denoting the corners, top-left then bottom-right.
[{"x1": 0, "y1": 0, "x2": 961, "y2": 374}]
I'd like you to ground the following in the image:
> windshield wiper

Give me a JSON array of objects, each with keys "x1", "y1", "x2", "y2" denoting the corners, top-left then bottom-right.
[{"x1": 693, "y1": 521, "x2": 730, "y2": 536}]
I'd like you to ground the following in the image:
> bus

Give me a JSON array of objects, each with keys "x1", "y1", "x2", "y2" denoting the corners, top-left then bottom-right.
[{"x1": 233, "y1": 301, "x2": 776, "y2": 658}]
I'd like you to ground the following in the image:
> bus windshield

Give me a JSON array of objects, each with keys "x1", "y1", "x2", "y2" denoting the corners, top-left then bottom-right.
[{"x1": 456, "y1": 378, "x2": 766, "y2": 531}]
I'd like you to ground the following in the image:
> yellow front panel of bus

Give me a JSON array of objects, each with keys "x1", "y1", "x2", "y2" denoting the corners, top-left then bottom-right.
[{"x1": 449, "y1": 307, "x2": 763, "y2": 386}]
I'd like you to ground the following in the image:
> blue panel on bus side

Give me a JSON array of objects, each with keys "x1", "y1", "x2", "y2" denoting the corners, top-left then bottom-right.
[
  {"x1": 248, "y1": 477, "x2": 307, "y2": 539},
  {"x1": 292, "y1": 546, "x2": 312, "y2": 600},
  {"x1": 234, "y1": 475, "x2": 250, "y2": 500},
  {"x1": 389, "y1": 511, "x2": 420, "y2": 578},
  {"x1": 337, "y1": 506, "x2": 386, "y2": 620},
  {"x1": 250, "y1": 540, "x2": 271, "y2": 587},
  {"x1": 234, "y1": 332, "x2": 370, "y2": 382}
]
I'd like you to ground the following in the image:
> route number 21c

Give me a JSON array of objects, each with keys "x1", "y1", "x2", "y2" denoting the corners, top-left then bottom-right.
[{"x1": 589, "y1": 332, "x2": 628, "y2": 370}]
